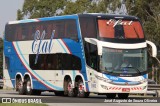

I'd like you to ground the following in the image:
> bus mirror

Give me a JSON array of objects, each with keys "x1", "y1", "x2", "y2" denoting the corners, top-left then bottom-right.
[{"x1": 146, "y1": 40, "x2": 157, "y2": 57}]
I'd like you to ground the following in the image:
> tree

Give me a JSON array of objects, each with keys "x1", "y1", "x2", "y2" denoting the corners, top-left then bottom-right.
[
  {"x1": 17, "y1": 0, "x2": 122, "y2": 19},
  {"x1": 124, "y1": 0, "x2": 160, "y2": 46},
  {"x1": 16, "y1": 0, "x2": 160, "y2": 83},
  {"x1": 17, "y1": 0, "x2": 67, "y2": 20},
  {"x1": 17, "y1": 0, "x2": 160, "y2": 60}
]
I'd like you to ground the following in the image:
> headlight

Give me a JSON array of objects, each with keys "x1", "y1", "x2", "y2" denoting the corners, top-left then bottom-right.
[
  {"x1": 139, "y1": 79, "x2": 147, "y2": 83},
  {"x1": 95, "y1": 75, "x2": 112, "y2": 83}
]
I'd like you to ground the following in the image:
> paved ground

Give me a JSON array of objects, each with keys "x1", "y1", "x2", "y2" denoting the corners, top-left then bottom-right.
[{"x1": 0, "y1": 90, "x2": 159, "y2": 106}]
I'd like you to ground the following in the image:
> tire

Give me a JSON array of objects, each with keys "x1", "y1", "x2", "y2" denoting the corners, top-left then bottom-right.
[
  {"x1": 77, "y1": 79, "x2": 89, "y2": 98},
  {"x1": 64, "y1": 79, "x2": 68, "y2": 96},
  {"x1": 106, "y1": 93, "x2": 116, "y2": 99},
  {"x1": 17, "y1": 78, "x2": 25, "y2": 95},
  {"x1": 67, "y1": 79, "x2": 77, "y2": 97},
  {"x1": 24, "y1": 78, "x2": 40, "y2": 95},
  {"x1": 118, "y1": 93, "x2": 129, "y2": 99}
]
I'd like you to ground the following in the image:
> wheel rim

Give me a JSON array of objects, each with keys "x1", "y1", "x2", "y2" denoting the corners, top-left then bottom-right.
[
  {"x1": 26, "y1": 81, "x2": 31, "y2": 92},
  {"x1": 18, "y1": 81, "x2": 23, "y2": 90},
  {"x1": 78, "y1": 82, "x2": 85, "y2": 96},
  {"x1": 67, "y1": 81, "x2": 73, "y2": 96}
]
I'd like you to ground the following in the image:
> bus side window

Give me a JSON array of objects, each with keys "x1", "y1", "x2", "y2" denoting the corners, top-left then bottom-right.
[
  {"x1": 16, "y1": 26, "x2": 22, "y2": 41},
  {"x1": 84, "y1": 42, "x2": 98, "y2": 70},
  {"x1": 27, "y1": 25, "x2": 32, "y2": 40},
  {"x1": 79, "y1": 18, "x2": 97, "y2": 38},
  {"x1": 5, "y1": 25, "x2": 16, "y2": 41},
  {"x1": 31, "y1": 25, "x2": 36, "y2": 39},
  {"x1": 55, "y1": 21, "x2": 65, "y2": 38},
  {"x1": 22, "y1": 25, "x2": 28, "y2": 40},
  {"x1": 65, "y1": 20, "x2": 78, "y2": 41},
  {"x1": 60, "y1": 54, "x2": 81, "y2": 70},
  {"x1": 46, "y1": 23, "x2": 53, "y2": 39}
]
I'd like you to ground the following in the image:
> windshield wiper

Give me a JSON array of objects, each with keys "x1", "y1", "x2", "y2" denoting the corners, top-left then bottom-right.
[{"x1": 121, "y1": 66, "x2": 142, "y2": 75}]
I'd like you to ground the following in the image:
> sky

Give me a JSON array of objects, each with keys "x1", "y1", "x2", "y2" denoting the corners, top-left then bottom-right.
[{"x1": 0, "y1": 0, "x2": 24, "y2": 38}]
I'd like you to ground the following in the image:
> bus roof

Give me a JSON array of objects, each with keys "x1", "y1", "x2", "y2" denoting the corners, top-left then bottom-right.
[
  {"x1": 78, "y1": 13, "x2": 139, "y2": 20},
  {"x1": 7, "y1": 13, "x2": 139, "y2": 25},
  {"x1": 7, "y1": 14, "x2": 78, "y2": 25}
]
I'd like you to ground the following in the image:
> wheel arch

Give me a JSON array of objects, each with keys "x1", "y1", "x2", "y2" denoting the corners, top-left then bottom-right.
[
  {"x1": 24, "y1": 72, "x2": 33, "y2": 89},
  {"x1": 64, "y1": 74, "x2": 72, "y2": 81},
  {"x1": 15, "y1": 72, "x2": 23, "y2": 88},
  {"x1": 75, "y1": 74, "x2": 87, "y2": 92}
]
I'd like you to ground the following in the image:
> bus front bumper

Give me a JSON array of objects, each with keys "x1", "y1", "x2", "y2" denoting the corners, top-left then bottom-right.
[{"x1": 98, "y1": 82, "x2": 147, "y2": 94}]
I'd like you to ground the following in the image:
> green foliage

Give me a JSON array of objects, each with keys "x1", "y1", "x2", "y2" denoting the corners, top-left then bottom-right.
[
  {"x1": 62, "y1": 0, "x2": 91, "y2": 14},
  {"x1": 17, "y1": 0, "x2": 67, "y2": 19},
  {"x1": 17, "y1": 0, "x2": 121, "y2": 18},
  {"x1": 17, "y1": 0, "x2": 160, "y2": 46},
  {"x1": 125, "y1": 0, "x2": 160, "y2": 46}
]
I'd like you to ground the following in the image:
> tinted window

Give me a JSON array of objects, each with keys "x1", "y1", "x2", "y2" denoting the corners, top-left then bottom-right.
[
  {"x1": 5, "y1": 19, "x2": 78, "y2": 41},
  {"x1": 84, "y1": 42, "x2": 98, "y2": 70},
  {"x1": 98, "y1": 19, "x2": 144, "y2": 39},
  {"x1": 29, "y1": 53, "x2": 81, "y2": 70},
  {"x1": 5, "y1": 25, "x2": 16, "y2": 41},
  {"x1": 79, "y1": 17, "x2": 97, "y2": 38}
]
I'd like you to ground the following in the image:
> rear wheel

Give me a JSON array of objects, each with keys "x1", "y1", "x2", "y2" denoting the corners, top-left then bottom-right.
[
  {"x1": 106, "y1": 93, "x2": 116, "y2": 99},
  {"x1": 24, "y1": 79, "x2": 32, "y2": 95},
  {"x1": 64, "y1": 78, "x2": 77, "y2": 97},
  {"x1": 77, "y1": 79, "x2": 89, "y2": 98},
  {"x1": 16, "y1": 78, "x2": 25, "y2": 95},
  {"x1": 118, "y1": 93, "x2": 129, "y2": 99},
  {"x1": 24, "y1": 78, "x2": 41, "y2": 95}
]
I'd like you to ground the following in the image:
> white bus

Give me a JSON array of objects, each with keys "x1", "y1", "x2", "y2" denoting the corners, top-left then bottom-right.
[{"x1": 3, "y1": 14, "x2": 157, "y2": 98}]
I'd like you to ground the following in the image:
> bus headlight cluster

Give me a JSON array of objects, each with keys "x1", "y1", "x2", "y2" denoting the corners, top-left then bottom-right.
[
  {"x1": 139, "y1": 79, "x2": 147, "y2": 84},
  {"x1": 95, "y1": 75, "x2": 112, "y2": 83},
  {"x1": 142, "y1": 86, "x2": 147, "y2": 90},
  {"x1": 101, "y1": 85, "x2": 108, "y2": 90}
]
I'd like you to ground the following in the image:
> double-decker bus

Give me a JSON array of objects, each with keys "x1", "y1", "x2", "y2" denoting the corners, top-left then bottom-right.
[{"x1": 3, "y1": 14, "x2": 157, "y2": 98}]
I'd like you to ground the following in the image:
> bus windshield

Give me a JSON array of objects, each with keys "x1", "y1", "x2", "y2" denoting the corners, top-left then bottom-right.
[
  {"x1": 98, "y1": 19, "x2": 144, "y2": 39},
  {"x1": 100, "y1": 48, "x2": 147, "y2": 76}
]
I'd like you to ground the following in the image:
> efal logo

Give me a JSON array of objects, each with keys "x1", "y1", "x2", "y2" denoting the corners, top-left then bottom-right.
[
  {"x1": 106, "y1": 19, "x2": 133, "y2": 27},
  {"x1": 32, "y1": 30, "x2": 55, "y2": 64}
]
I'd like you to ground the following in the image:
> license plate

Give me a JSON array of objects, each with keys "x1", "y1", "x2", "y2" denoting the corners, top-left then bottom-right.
[{"x1": 122, "y1": 88, "x2": 130, "y2": 92}]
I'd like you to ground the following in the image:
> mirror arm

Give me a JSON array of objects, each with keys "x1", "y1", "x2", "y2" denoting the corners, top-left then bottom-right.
[{"x1": 146, "y1": 40, "x2": 157, "y2": 57}]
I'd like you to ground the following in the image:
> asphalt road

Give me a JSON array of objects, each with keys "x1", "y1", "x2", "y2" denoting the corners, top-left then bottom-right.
[{"x1": 0, "y1": 90, "x2": 160, "y2": 106}]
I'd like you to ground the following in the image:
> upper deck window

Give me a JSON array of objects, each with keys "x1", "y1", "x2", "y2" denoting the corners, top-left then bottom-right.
[
  {"x1": 79, "y1": 17, "x2": 97, "y2": 38},
  {"x1": 98, "y1": 19, "x2": 144, "y2": 39},
  {"x1": 5, "y1": 19, "x2": 78, "y2": 41}
]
